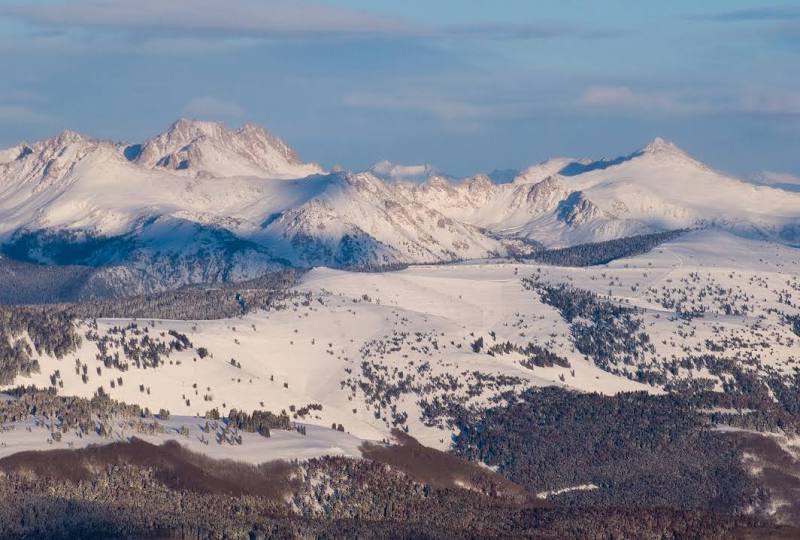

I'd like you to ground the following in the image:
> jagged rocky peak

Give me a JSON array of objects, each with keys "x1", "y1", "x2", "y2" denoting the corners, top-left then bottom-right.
[
  {"x1": 530, "y1": 174, "x2": 564, "y2": 193},
  {"x1": 0, "y1": 129, "x2": 95, "y2": 164},
  {"x1": 557, "y1": 191, "x2": 603, "y2": 226},
  {"x1": 30, "y1": 128, "x2": 103, "y2": 156},
  {"x1": 417, "y1": 174, "x2": 454, "y2": 193},
  {"x1": 464, "y1": 174, "x2": 494, "y2": 194},
  {"x1": 53, "y1": 128, "x2": 90, "y2": 145},
  {"x1": 235, "y1": 122, "x2": 303, "y2": 164},
  {"x1": 0, "y1": 128, "x2": 114, "y2": 187},
  {"x1": 343, "y1": 170, "x2": 390, "y2": 195},
  {"x1": 135, "y1": 118, "x2": 237, "y2": 166},
  {"x1": 523, "y1": 175, "x2": 568, "y2": 206},
  {"x1": 134, "y1": 118, "x2": 322, "y2": 178}
]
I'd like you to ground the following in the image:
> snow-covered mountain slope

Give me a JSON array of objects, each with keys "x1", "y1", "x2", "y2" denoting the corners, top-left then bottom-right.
[
  {"x1": 409, "y1": 172, "x2": 640, "y2": 247},
  {"x1": 555, "y1": 138, "x2": 800, "y2": 244},
  {"x1": 0, "y1": 121, "x2": 799, "y2": 294},
  {"x1": 512, "y1": 157, "x2": 581, "y2": 185},
  {"x1": 0, "y1": 123, "x2": 326, "y2": 238},
  {"x1": 262, "y1": 171, "x2": 505, "y2": 267},
  {"x1": 412, "y1": 138, "x2": 800, "y2": 247},
  {"x1": 0, "y1": 120, "x2": 511, "y2": 286}
]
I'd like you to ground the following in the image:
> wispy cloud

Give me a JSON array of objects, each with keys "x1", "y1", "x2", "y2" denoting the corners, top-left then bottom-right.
[
  {"x1": 139, "y1": 37, "x2": 266, "y2": 54},
  {"x1": 578, "y1": 85, "x2": 800, "y2": 117},
  {"x1": 0, "y1": 104, "x2": 50, "y2": 124},
  {"x1": 346, "y1": 80, "x2": 800, "y2": 126},
  {"x1": 694, "y1": 6, "x2": 800, "y2": 22},
  {"x1": 0, "y1": 31, "x2": 90, "y2": 53},
  {"x1": 751, "y1": 171, "x2": 800, "y2": 192},
  {"x1": 739, "y1": 91, "x2": 800, "y2": 115},
  {"x1": 0, "y1": 0, "x2": 419, "y2": 37},
  {"x1": 577, "y1": 86, "x2": 707, "y2": 114},
  {"x1": 344, "y1": 92, "x2": 493, "y2": 121},
  {"x1": 0, "y1": 90, "x2": 46, "y2": 104},
  {"x1": 184, "y1": 97, "x2": 245, "y2": 120},
  {"x1": 756, "y1": 170, "x2": 800, "y2": 185},
  {"x1": 1, "y1": 0, "x2": 627, "y2": 45},
  {"x1": 443, "y1": 23, "x2": 628, "y2": 41}
]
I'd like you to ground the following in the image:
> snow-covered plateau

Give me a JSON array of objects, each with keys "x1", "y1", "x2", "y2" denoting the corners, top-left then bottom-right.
[{"x1": 2, "y1": 229, "x2": 799, "y2": 457}]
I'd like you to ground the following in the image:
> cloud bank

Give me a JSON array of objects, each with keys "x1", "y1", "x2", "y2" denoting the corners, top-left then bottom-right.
[
  {"x1": 578, "y1": 86, "x2": 705, "y2": 114},
  {"x1": 1, "y1": 0, "x2": 418, "y2": 36}
]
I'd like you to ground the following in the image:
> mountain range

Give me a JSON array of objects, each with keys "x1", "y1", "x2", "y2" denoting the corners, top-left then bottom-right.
[{"x1": 1, "y1": 118, "x2": 799, "y2": 298}]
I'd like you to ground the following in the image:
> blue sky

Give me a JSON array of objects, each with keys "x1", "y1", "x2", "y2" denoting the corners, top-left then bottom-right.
[{"x1": 0, "y1": 0, "x2": 798, "y2": 179}]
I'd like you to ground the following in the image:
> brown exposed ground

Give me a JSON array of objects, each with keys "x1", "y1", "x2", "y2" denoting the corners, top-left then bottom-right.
[
  {"x1": 0, "y1": 432, "x2": 798, "y2": 539},
  {"x1": 0, "y1": 431, "x2": 529, "y2": 503},
  {"x1": 0, "y1": 437, "x2": 299, "y2": 498},
  {"x1": 360, "y1": 429, "x2": 534, "y2": 504},
  {"x1": 732, "y1": 431, "x2": 800, "y2": 528}
]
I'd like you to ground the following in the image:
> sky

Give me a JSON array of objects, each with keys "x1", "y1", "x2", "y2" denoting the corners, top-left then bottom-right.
[{"x1": 0, "y1": 0, "x2": 798, "y2": 180}]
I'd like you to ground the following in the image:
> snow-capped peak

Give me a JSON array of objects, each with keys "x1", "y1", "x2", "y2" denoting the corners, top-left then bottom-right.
[
  {"x1": 0, "y1": 128, "x2": 117, "y2": 193},
  {"x1": 0, "y1": 129, "x2": 107, "y2": 168},
  {"x1": 464, "y1": 174, "x2": 494, "y2": 193},
  {"x1": 641, "y1": 137, "x2": 684, "y2": 156},
  {"x1": 54, "y1": 129, "x2": 90, "y2": 145},
  {"x1": 1, "y1": 122, "x2": 800, "y2": 277},
  {"x1": 635, "y1": 137, "x2": 709, "y2": 171},
  {"x1": 135, "y1": 119, "x2": 322, "y2": 179},
  {"x1": 168, "y1": 117, "x2": 221, "y2": 135}
]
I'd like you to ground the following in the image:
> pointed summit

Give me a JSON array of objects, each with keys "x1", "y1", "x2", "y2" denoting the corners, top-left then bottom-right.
[
  {"x1": 169, "y1": 117, "x2": 220, "y2": 130},
  {"x1": 641, "y1": 137, "x2": 684, "y2": 156},
  {"x1": 164, "y1": 118, "x2": 226, "y2": 140},
  {"x1": 135, "y1": 119, "x2": 322, "y2": 178},
  {"x1": 55, "y1": 129, "x2": 90, "y2": 145},
  {"x1": 637, "y1": 137, "x2": 708, "y2": 169},
  {"x1": 464, "y1": 174, "x2": 494, "y2": 194}
]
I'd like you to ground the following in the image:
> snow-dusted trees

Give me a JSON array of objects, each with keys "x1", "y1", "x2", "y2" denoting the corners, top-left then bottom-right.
[
  {"x1": 0, "y1": 307, "x2": 81, "y2": 384},
  {"x1": 226, "y1": 408, "x2": 291, "y2": 437},
  {"x1": 530, "y1": 229, "x2": 688, "y2": 267}
]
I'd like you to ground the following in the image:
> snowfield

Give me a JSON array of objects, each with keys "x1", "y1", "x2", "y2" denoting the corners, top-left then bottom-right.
[
  {"x1": 0, "y1": 414, "x2": 364, "y2": 464},
  {"x1": 3, "y1": 229, "x2": 799, "y2": 459}
]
